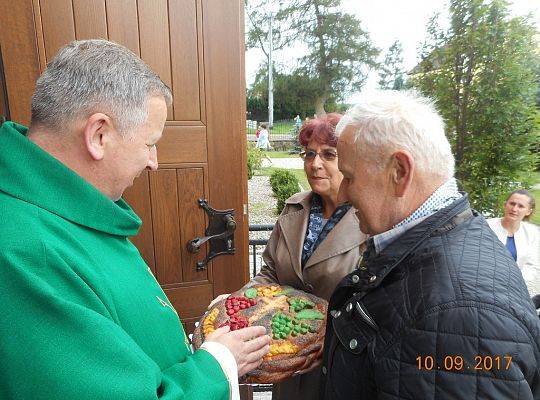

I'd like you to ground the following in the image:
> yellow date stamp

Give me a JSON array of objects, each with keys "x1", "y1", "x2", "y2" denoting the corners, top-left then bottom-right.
[{"x1": 416, "y1": 355, "x2": 513, "y2": 371}]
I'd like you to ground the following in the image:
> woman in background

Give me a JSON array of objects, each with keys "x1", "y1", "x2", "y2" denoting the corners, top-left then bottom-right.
[
  {"x1": 256, "y1": 122, "x2": 272, "y2": 150},
  {"x1": 487, "y1": 189, "x2": 539, "y2": 295}
]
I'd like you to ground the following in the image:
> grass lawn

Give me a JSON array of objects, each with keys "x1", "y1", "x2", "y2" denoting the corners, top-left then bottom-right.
[
  {"x1": 262, "y1": 151, "x2": 301, "y2": 158},
  {"x1": 255, "y1": 167, "x2": 309, "y2": 191},
  {"x1": 270, "y1": 121, "x2": 296, "y2": 135}
]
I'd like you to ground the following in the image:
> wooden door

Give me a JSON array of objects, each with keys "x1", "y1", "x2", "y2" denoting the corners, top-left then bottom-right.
[{"x1": 0, "y1": 0, "x2": 249, "y2": 335}]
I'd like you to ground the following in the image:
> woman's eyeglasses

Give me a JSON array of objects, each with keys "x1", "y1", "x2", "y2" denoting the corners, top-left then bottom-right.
[{"x1": 299, "y1": 149, "x2": 338, "y2": 162}]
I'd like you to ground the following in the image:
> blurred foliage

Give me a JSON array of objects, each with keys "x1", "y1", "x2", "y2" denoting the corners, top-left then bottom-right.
[
  {"x1": 378, "y1": 40, "x2": 406, "y2": 90},
  {"x1": 269, "y1": 168, "x2": 300, "y2": 214},
  {"x1": 410, "y1": 0, "x2": 540, "y2": 215},
  {"x1": 247, "y1": 143, "x2": 263, "y2": 180}
]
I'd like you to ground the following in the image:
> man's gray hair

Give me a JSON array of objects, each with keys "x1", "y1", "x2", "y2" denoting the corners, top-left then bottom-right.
[
  {"x1": 31, "y1": 39, "x2": 172, "y2": 135},
  {"x1": 336, "y1": 90, "x2": 455, "y2": 180}
]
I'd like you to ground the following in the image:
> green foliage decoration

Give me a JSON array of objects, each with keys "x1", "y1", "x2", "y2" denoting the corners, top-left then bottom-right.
[
  {"x1": 244, "y1": 288, "x2": 258, "y2": 299},
  {"x1": 295, "y1": 309, "x2": 325, "y2": 320}
]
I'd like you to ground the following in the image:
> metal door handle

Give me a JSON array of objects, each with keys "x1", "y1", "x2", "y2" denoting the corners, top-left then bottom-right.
[
  {"x1": 186, "y1": 199, "x2": 237, "y2": 270},
  {"x1": 187, "y1": 214, "x2": 236, "y2": 253}
]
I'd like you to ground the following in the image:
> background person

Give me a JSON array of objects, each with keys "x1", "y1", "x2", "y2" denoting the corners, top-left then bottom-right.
[
  {"x1": 256, "y1": 122, "x2": 272, "y2": 150},
  {"x1": 0, "y1": 39, "x2": 270, "y2": 400},
  {"x1": 321, "y1": 90, "x2": 540, "y2": 399},
  {"x1": 487, "y1": 189, "x2": 540, "y2": 295},
  {"x1": 211, "y1": 114, "x2": 367, "y2": 400}
]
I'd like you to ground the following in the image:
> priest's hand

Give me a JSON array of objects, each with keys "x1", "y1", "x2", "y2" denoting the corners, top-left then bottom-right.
[{"x1": 206, "y1": 325, "x2": 271, "y2": 376}]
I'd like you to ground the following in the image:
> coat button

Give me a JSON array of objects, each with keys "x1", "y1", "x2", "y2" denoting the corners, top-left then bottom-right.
[
  {"x1": 369, "y1": 275, "x2": 377, "y2": 283},
  {"x1": 333, "y1": 310, "x2": 341, "y2": 318},
  {"x1": 350, "y1": 339, "x2": 358, "y2": 349},
  {"x1": 305, "y1": 283, "x2": 314, "y2": 292},
  {"x1": 351, "y1": 275, "x2": 359, "y2": 283},
  {"x1": 346, "y1": 303, "x2": 353, "y2": 312},
  {"x1": 322, "y1": 366, "x2": 327, "y2": 375}
]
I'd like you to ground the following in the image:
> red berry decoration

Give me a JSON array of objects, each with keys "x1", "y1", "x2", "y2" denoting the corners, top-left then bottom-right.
[
  {"x1": 225, "y1": 296, "x2": 256, "y2": 315},
  {"x1": 221, "y1": 295, "x2": 257, "y2": 330},
  {"x1": 220, "y1": 314, "x2": 249, "y2": 331}
]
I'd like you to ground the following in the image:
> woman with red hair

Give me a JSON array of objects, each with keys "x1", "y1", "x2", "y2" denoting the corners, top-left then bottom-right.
[{"x1": 245, "y1": 114, "x2": 367, "y2": 400}]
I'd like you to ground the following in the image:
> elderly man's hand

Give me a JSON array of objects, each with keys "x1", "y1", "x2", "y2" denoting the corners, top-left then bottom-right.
[{"x1": 206, "y1": 325, "x2": 271, "y2": 376}]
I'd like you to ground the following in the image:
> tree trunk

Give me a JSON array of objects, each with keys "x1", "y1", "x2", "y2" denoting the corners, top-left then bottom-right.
[{"x1": 314, "y1": 95, "x2": 327, "y2": 117}]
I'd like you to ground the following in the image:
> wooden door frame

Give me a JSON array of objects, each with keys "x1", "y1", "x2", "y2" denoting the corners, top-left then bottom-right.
[
  {"x1": 0, "y1": 43, "x2": 10, "y2": 122},
  {"x1": 0, "y1": 0, "x2": 40, "y2": 125},
  {"x1": 202, "y1": 0, "x2": 250, "y2": 297}
]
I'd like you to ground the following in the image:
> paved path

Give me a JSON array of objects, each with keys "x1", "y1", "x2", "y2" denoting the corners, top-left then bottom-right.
[{"x1": 262, "y1": 157, "x2": 303, "y2": 169}]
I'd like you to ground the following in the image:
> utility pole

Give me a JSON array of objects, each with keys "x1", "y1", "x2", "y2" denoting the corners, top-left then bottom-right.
[{"x1": 268, "y1": 12, "x2": 274, "y2": 128}]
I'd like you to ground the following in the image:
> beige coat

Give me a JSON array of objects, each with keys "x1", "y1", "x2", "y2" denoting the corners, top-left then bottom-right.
[
  {"x1": 245, "y1": 191, "x2": 368, "y2": 400},
  {"x1": 249, "y1": 191, "x2": 367, "y2": 300}
]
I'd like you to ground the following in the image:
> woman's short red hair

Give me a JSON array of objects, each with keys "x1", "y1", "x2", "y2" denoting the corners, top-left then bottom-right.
[{"x1": 298, "y1": 113, "x2": 342, "y2": 148}]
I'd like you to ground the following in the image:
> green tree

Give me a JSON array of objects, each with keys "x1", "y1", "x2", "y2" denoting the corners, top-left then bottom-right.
[
  {"x1": 411, "y1": 0, "x2": 540, "y2": 215},
  {"x1": 378, "y1": 40, "x2": 406, "y2": 90},
  {"x1": 248, "y1": 65, "x2": 345, "y2": 120},
  {"x1": 246, "y1": 0, "x2": 379, "y2": 115}
]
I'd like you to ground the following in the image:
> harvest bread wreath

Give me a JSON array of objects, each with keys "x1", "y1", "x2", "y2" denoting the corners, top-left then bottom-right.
[{"x1": 192, "y1": 284, "x2": 328, "y2": 383}]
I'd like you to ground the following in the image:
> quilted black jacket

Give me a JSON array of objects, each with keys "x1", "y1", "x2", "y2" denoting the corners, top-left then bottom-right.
[{"x1": 320, "y1": 196, "x2": 540, "y2": 399}]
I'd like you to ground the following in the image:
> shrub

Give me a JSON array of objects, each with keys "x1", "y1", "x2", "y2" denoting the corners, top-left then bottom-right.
[
  {"x1": 247, "y1": 143, "x2": 263, "y2": 179},
  {"x1": 269, "y1": 169, "x2": 300, "y2": 214}
]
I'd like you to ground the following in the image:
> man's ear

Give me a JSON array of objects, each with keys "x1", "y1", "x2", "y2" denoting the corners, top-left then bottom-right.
[
  {"x1": 391, "y1": 150, "x2": 414, "y2": 198},
  {"x1": 83, "y1": 113, "x2": 115, "y2": 161}
]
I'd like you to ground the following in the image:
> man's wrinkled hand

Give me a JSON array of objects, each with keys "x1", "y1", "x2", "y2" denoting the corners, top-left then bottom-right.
[{"x1": 206, "y1": 325, "x2": 271, "y2": 376}]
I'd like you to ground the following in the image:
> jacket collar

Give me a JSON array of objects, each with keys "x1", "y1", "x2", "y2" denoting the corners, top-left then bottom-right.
[
  {"x1": 304, "y1": 208, "x2": 365, "y2": 269},
  {"x1": 358, "y1": 195, "x2": 472, "y2": 290},
  {"x1": 279, "y1": 191, "x2": 367, "y2": 280},
  {"x1": 0, "y1": 121, "x2": 141, "y2": 236},
  {"x1": 279, "y1": 191, "x2": 311, "y2": 280}
]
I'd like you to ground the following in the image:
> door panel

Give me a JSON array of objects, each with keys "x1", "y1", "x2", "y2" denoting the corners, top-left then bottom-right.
[
  {"x1": 73, "y1": 0, "x2": 108, "y2": 39},
  {"x1": 106, "y1": 0, "x2": 140, "y2": 55},
  {"x1": 202, "y1": 0, "x2": 250, "y2": 296},
  {"x1": 0, "y1": 45, "x2": 9, "y2": 122},
  {"x1": 177, "y1": 168, "x2": 209, "y2": 282},
  {"x1": 40, "y1": 0, "x2": 76, "y2": 59},
  {"x1": 169, "y1": 0, "x2": 202, "y2": 121},
  {"x1": 158, "y1": 126, "x2": 207, "y2": 164},
  {"x1": 0, "y1": 0, "x2": 248, "y2": 338},
  {"x1": 138, "y1": 0, "x2": 173, "y2": 119},
  {"x1": 124, "y1": 171, "x2": 156, "y2": 272},
  {"x1": 151, "y1": 169, "x2": 187, "y2": 284},
  {"x1": 165, "y1": 283, "x2": 214, "y2": 319},
  {"x1": 0, "y1": 1, "x2": 40, "y2": 124}
]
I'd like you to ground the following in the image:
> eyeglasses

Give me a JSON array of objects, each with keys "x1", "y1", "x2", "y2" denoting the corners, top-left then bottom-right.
[{"x1": 299, "y1": 149, "x2": 338, "y2": 162}]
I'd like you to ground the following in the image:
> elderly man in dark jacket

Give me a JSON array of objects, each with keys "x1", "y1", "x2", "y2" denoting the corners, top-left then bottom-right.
[{"x1": 321, "y1": 90, "x2": 540, "y2": 399}]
